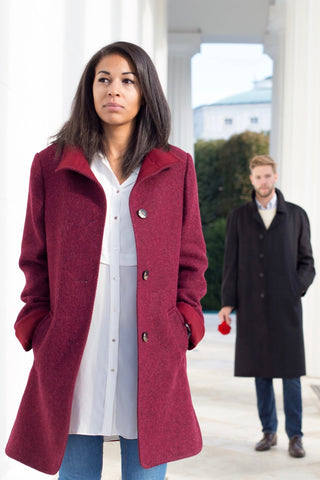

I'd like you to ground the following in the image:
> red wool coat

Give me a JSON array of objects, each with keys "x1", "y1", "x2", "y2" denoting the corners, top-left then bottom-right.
[{"x1": 6, "y1": 144, "x2": 208, "y2": 475}]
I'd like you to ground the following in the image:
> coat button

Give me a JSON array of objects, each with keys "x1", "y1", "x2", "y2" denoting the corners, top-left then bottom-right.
[
  {"x1": 259, "y1": 272, "x2": 264, "y2": 278},
  {"x1": 142, "y1": 270, "x2": 149, "y2": 280},
  {"x1": 259, "y1": 253, "x2": 264, "y2": 259},
  {"x1": 142, "y1": 332, "x2": 149, "y2": 342},
  {"x1": 259, "y1": 233, "x2": 264, "y2": 239},
  {"x1": 260, "y1": 293, "x2": 265, "y2": 298},
  {"x1": 137, "y1": 208, "x2": 147, "y2": 219}
]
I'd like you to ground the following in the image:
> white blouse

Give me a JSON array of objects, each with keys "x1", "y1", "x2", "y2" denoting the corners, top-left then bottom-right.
[{"x1": 69, "y1": 154, "x2": 140, "y2": 439}]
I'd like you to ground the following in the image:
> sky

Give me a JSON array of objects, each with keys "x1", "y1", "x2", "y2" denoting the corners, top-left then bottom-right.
[{"x1": 191, "y1": 43, "x2": 273, "y2": 108}]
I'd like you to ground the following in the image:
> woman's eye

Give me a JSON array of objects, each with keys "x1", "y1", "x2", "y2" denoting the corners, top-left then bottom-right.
[
  {"x1": 123, "y1": 78, "x2": 134, "y2": 84},
  {"x1": 98, "y1": 77, "x2": 110, "y2": 84}
]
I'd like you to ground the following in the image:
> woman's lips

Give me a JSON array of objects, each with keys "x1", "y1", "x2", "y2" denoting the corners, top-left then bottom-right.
[{"x1": 104, "y1": 102, "x2": 124, "y2": 111}]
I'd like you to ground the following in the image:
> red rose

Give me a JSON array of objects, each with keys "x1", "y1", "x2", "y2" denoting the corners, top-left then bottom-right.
[{"x1": 218, "y1": 320, "x2": 231, "y2": 335}]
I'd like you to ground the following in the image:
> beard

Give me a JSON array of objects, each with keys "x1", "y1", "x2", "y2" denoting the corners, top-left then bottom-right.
[{"x1": 255, "y1": 185, "x2": 274, "y2": 198}]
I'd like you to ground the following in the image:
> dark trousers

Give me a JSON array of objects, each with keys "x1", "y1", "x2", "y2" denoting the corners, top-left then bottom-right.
[{"x1": 255, "y1": 377, "x2": 302, "y2": 439}]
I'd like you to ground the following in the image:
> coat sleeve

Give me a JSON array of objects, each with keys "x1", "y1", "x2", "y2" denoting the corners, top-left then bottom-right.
[
  {"x1": 14, "y1": 154, "x2": 50, "y2": 351},
  {"x1": 221, "y1": 209, "x2": 238, "y2": 309},
  {"x1": 177, "y1": 154, "x2": 208, "y2": 350},
  {"x1": 297, "y1": 208, "x2": 316, "y2": 295}
]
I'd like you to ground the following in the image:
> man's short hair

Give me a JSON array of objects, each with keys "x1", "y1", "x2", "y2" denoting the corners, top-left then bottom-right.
[{"x1": 249, "y1": 155, "x2": 277, "y2": 174}]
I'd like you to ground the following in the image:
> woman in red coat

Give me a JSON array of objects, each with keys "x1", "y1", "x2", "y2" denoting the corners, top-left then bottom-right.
[{"x1": 5, "y1": 41, "x2": 207, "y2": 479}]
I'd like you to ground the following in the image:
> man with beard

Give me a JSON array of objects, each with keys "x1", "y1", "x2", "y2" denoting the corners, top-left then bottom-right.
[{"x1": 218, "y1": 155, "x2": 315, "y2": 458}]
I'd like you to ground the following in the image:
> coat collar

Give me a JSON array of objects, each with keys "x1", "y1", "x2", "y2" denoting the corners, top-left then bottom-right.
[
  {"x1": 136, "y1": 147, "x2": 181, "y2": 183},
  {"x1": 251, "y1": 188, "x2": 287, "y2": 212},
  {"x1": 55, "y1": 146, "x2": 97, "y2": 181},
  {"x1": 250, "y1": 188, "x2": 287, "y2": 229},
  {"x1": 55, "y1": 146, "x2": 181, "y2": 183}
]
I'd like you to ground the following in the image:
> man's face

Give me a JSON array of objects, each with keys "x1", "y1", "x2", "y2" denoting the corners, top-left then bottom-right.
[{"x1": 250, "y1": 165, "x2": 278, "y2": 201}]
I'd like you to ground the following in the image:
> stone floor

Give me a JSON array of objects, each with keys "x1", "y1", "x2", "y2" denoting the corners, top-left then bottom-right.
[{"x1": 101, "y1": 314, "x2": 320, "y2": 479}]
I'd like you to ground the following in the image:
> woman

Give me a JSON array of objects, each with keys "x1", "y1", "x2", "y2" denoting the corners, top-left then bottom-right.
[{"x1": 6, "y1": 41, "x2": 207, "y2": 480}]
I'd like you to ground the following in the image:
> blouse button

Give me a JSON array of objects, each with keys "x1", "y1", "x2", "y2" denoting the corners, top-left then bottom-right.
[
  {"x1": 142, "y1": 332, "x2": 149, "y2": 343},
  {"x1": 138, "y1": 208, "x2": 147, "y2": 219}
]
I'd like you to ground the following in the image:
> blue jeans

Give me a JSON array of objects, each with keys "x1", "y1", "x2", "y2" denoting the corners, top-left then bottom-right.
[
  {"x1": 58, "y1": 435, "x2": 167, "y2": 480},
  {"x1": 255, "y1": 377, "x2": 303, "y2": 439}
]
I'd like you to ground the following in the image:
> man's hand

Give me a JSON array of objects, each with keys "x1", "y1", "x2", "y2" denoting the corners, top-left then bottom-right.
[{"x1": 218, "y1": 306, "x2": 233, "y2": 325}]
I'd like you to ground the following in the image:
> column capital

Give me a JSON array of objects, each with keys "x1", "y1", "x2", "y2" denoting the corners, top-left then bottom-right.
[
  {"x1": 168, "y1": 31, "x2": 201, "y2": 58},
  {"x1": 263, "y1": 0, "x2": 286, "y2": 59}
]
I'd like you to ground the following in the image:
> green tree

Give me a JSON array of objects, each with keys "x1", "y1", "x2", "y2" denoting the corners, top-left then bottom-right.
[
  {"x1": 217, "y1": 130, "x2": 269, "y2": 216},
  {"x1": 202, "y1": 218, "x2": 226, "y2": 311},
  {"x1": 194, "y1": 139, "x2": 226, "y2": 227},
  {"x1": 195, "y1": 131, "x2": 269, "y2": 311}
]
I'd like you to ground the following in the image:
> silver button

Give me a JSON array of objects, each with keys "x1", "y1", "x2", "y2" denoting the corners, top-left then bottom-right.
[{"x1": 138, "y1": 209, "x2": 147, "y2": 219}]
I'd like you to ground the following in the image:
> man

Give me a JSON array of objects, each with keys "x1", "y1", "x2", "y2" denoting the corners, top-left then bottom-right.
[{"x1": 218, "y1": 155, "x2": 315, "y2": 458}]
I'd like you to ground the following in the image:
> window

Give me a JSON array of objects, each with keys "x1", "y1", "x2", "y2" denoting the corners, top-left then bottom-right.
[
  {"x1": 250, "y1": 117, "x2": 259, "y2": 124},
  {"x1": 224, "y1": 118, "x2": 233, "y2": 125}
]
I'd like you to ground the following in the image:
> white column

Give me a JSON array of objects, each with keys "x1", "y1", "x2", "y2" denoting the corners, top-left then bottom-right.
[
  {"x1": 168, "y1": 33, "x2": 201, "y2": 156},
  {"x1": 0, "y1": 1, "x2": 10, "y2": 477},
  {"x1": 1, "y1": 1, "x2": 167, "y2": 479},
  {"x1": 266, "y1": 0, "x2": 320, "y2": 377},
  {"x1": 263, "y1": 0, "x2": 286, "y2": 175}
]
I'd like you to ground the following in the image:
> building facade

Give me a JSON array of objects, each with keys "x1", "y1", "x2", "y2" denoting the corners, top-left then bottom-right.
[{"x1": 194, "y1": 78, "x2": 272, "y2": 141}]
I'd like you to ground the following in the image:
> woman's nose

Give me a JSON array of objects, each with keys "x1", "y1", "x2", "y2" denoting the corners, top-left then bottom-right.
[{"x1": 108, "y1": 87, "x2": 120, "y2": 96}]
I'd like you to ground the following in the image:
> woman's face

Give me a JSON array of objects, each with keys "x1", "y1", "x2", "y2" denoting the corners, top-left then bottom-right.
[{"x1": 92, "y1": 54, "x2": 142, "y2": 134}]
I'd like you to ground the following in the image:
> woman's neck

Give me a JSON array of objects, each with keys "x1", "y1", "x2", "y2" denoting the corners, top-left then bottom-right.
[{"x1": 103, "y1": 126, "x2": 131, "y2": 184}]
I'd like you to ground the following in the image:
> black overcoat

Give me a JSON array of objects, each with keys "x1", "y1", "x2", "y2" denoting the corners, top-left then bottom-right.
[{"x1": 221, "y1": 189, "x2": 315, "y2": 378}]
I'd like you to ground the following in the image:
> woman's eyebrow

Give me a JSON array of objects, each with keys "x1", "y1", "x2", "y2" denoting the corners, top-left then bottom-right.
[{"x1": 96, "y1": 70, "x2": 136, "y2": 76}]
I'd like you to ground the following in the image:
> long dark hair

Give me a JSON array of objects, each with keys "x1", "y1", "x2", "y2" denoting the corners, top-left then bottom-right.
[{"x1": 52, "y1": 41, "x2": 171, "y2": 176}]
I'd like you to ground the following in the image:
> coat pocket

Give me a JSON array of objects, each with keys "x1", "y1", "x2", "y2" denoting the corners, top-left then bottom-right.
[
  {"x1": 291, "y1": 272, "x2": 303, "y2": 299},
  {"x1": 167, "y1": 306, "x2": 189, "y2": 352}
]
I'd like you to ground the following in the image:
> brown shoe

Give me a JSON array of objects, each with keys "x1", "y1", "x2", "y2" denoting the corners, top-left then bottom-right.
[
  {"x1": 289, "y1": 435, "x2": 305, "y2": 458},
  {"x1": 255, "y1": 433, "x2": 277, "y2": 451}
]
